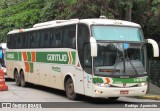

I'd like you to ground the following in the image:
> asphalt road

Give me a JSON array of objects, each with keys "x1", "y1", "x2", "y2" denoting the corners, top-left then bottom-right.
[{"x1": 0, "y1": 79, "x2": 160, "y2": 110}]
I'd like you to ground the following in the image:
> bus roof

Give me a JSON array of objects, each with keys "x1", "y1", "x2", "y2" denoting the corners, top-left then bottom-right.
[
  {"x1": 80, "y1": 19, "x2": 140, "y2": 27},
  {"x1": 8, "y1": 18, "x2": 140, "y2": 35}
]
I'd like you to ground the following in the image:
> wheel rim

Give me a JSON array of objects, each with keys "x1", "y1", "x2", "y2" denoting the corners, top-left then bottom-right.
[
  {"x1": 21, "y1": 74, "x2": 24, "y2": 85},
  {"x1": 15, "y1": 73, "x2": 19, "y2": 83},
  {"x1": 67, "y1": 82, "x2": 74, "y2": 96}
]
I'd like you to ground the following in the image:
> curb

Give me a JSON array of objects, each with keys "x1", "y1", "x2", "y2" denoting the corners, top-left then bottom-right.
[{"x1": 136, "y1": 95, "x2": 160, "y2": 100}]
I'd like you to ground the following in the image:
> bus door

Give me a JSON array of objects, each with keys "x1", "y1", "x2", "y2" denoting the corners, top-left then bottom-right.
[
  {"x1": 75, "y1": 62, "x2": 85, "y2": 94},
  {"x1": 77, "y1": 24, "x2": 92, "y2": 96},
  {"x1": 75, "y1": 43, "x2": 92, "y2": 95},
  {"x1": 83, "y1": 43, "x2": 93, "y2": 96}
]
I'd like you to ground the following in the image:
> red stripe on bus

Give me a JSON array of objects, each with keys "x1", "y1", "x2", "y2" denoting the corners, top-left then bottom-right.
[
  {"x1": 22, "y1": 52, "x2": 28, "y2": 61},
  {"x1": 24, "y1": 62, "x2": 30, "y2": 72},
  {"x1": 31, "y1": 52, "x2": 36, "y2": 62}
]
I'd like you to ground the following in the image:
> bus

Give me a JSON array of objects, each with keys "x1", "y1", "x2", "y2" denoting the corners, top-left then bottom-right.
[
  {"x1": 0, "y1": 43, "x2": 7, "y2": 74},
  {"x1": 6, "y1": 17, "x2": 159, "y2": 100}
]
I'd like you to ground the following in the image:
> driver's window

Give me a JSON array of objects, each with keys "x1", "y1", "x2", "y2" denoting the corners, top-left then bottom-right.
[
  {"x1": 84, "y1": 43, "x2": 92, "y2": 74},
  {"x1": 77, "y1": 24, "x2": 91, "y2": 74}
]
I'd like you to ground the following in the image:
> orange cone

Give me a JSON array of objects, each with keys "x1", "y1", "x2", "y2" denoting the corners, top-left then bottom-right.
[{"x1": 0, "y1": 69, "x2": 8, "y2": 91}]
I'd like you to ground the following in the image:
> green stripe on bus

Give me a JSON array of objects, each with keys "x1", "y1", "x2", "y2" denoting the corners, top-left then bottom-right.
[
  {"x1": 6, "y1": 51, "x2": 76, "y2": 65},
  {"x1": 18, "y1": 52, "x2": 22, "y2": 61},
  {"x1": 71, "y1": 51, "x2": 76, "y2": 65},
  {"x1": 112, "y1": 77, "x2": 147, "y2": 83},
  {"x1": 92, "y1": 77, "x2": 147, "y2": 84},
  {"x1": 27, "y1": 52, "x2": 31, "y2": 61},
  {"x1": 93, "y1": 78, "x2": 104, "y2": 83},
  {"x1": 29, "y1": 62, "x2": 33, "y2": 73},
  {"x1": 36, "y1": 52, "x2": 73, "y2": 64}
]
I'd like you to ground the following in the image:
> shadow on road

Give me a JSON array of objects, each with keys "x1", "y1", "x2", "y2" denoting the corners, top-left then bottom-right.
[{"x1": 5, "y1": 78, "x2": 137, "y2": 105}]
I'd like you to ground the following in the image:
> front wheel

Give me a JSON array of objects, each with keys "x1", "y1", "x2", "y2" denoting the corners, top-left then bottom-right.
[{"x1": 65, "y1": 78, "x2": 77, "y2": 100}]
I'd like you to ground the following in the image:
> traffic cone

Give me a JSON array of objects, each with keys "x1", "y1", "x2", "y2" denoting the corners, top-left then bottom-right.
[{"x1": 0, "y1": 69, "x2": 8, "y2": 91}]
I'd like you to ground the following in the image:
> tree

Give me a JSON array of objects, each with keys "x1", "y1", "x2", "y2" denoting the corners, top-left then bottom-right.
[
  {"x1": 0, "y1": 0, "x2": 45, "y2": 42},
  {"x1": 0, "y1": 0, "x2": 160, "y2": 43}
]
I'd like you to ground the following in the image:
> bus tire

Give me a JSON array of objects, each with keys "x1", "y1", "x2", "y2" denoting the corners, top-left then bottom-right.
[
  {"x1": 14, "y1": 70, "x2": 21, "y2": 86},
  {"x1": 20, "y1": 70, "x2": 28, "y2": 87},
  {"x1": 65, "y1": 78, "x2": 77, "y2": 100},
  {"x1": 108, "y1": 97, "x2": 119, "y2": 101}
]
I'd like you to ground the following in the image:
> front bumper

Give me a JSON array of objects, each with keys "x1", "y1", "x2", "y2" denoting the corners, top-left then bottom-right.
[{"x1": 92, "y1": 85, "x2": 147, "y2": 98}]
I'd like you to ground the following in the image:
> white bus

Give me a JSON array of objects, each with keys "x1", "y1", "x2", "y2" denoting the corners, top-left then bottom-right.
[{"x1": 6, "y1": 17, "x2": 159, "y2": 100}]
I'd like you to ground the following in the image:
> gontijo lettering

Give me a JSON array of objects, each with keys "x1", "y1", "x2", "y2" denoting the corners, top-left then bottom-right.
[{"x1": 47, "y1": 54, "x2": 67, "y2": 62}]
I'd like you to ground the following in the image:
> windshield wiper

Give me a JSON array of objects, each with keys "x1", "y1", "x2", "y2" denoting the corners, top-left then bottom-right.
[
  {"x1": 114, "y1": 44, "x2": 125, "y2": 74},
  {"x1": 125, "y1": 50, "x2": 139, "y2": 75}
]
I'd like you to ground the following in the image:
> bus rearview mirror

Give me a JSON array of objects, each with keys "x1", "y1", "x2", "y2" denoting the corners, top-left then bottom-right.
[
  {"x1": 90, "y1": 37, "x2": 97, "y2": 57},
  {"x1": 146, "y1": 39, "x2": 159, "y2": 57}
]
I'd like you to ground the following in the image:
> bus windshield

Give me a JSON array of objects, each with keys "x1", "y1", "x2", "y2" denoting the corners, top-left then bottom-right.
[
  {"x1": 92, "y1": 25, "x2": 144, "y2": 42},
  {"x1": 94, "y1": 42, "x2": 146, "y2": 77}
]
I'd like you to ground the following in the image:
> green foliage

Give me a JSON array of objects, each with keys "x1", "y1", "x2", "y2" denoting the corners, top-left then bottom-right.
[
  {"x1": 0, "y1": 0, "x2": 44, "y2": 42},
  {"x1": 132, "y1": 0, "x2": 160, "y2": 40},
  {"x1": 0, "y1": 0, "x2": 160, "y2": 43}
]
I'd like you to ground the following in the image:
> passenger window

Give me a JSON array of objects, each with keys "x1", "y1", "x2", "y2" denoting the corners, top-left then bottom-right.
[
  {"x1": 49, "y1": 29, "x2": 55, "y2": 48},
  {"x1": 17, "y1": 34, "x2": 22, "y2": 49},
  {"x1": 67, "y1": 29, "x2": 76, "y2": 49},
  {"x1": 22, "y1": 33, "x2": 27, "y2": 48},
  {"x1": 44, "y1": 32, "x2": 49, "y2": 48},
  {"x1": 55, "y1": 29, "x2": 62, "y2": 48}
]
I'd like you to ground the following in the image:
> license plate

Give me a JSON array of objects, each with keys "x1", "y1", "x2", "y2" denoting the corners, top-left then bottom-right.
[{"x1": 120, "y1": 90, "x2": 129, "y2": 94}]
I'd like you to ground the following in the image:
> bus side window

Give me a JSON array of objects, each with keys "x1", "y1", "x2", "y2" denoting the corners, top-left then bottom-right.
[
  {"x1": 14, "y1": 34, "x2": 18, "y2": 49},
  {"x1": 11, "y1": 35, "x2": 15, "y2": 49},
  {"x1": 40, "y1": 31, "x2": 43, "y2": 48},
  {"x1": 50, "y1": 29, "x2": 55, "y2": 48},
  {"x1": 34, "y1": 31, "x2": 40, "y2": 48},
  {"x1": 30, "y1": 33, "x2": 35, "y2": 48},
  {"x1": 40, "y1": 30, "x2": 49, "y2": 48},
  {"x1": 26, "y1": 33, "x2": 31, "y2": 48},
  {"x1": 62, "y1": 26, "x2": 67, "y2": 47},
  {"x1": 7, "y1": 35, "x2": 11, "y2": 49},
  {"x1": 68, "y1": 29, "x2": 76, "y2": 49},
  {"x1": 44, "y1": 31, "x2": 49, "y2": 48},
  {"x1": 55, "y1": 28, "x2": 62, "y2": 48},
  {"x1": 17, "y1": 34, "x2": 22, "y2": 49},
  {"x1": 36, "y1": 31, "x2": 41, "y2": 48},
  {"x1": 22, "y1": 33, "x2": 26, "y2": 48},
  {"x1": 56, "y1": 32, "x2": 60, "y2": 47},
  {"x1": 63, "y1": 25, "x2": 76, "y2": 49}
]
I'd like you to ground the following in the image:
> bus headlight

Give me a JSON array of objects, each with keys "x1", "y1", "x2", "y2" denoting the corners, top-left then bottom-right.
[
  {"x1": 138, "y1": 82, "x2": 147, "y2": 87},
  {"x1": 95, "y1": 83, "x2": 110, "y2": 87}
]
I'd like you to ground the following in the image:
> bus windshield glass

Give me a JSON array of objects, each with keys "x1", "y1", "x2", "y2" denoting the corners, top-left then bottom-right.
[
  {"x1": 94, "y1": 42, "x2": 146, "y2": 77},
  {"x1": 92, "y1": 25, "x2": 143, "y2": 42}
]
